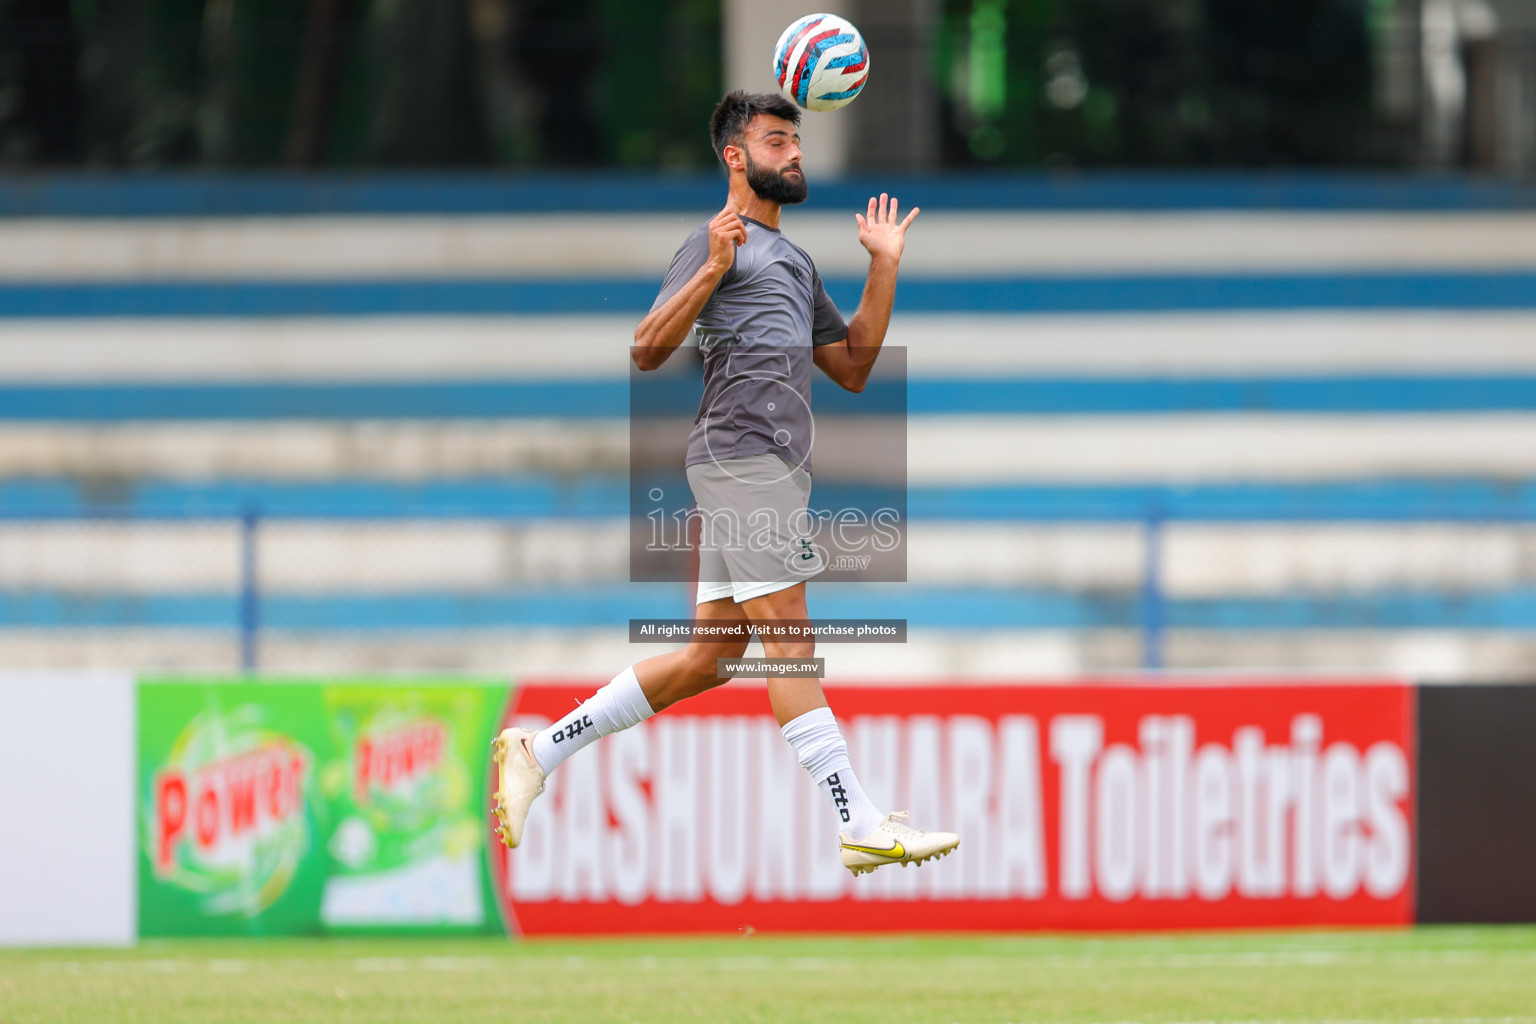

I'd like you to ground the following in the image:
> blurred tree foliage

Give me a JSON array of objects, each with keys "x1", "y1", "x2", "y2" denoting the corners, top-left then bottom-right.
[
  {"x1": 933, "y1": 0, "x2": 1382, "y2": 168},
  {"x1": 0, "y1": 0, "x2": 722, "y2": 167},
  {"x1": 0, "y1": 0, "x2": 1388, "y2": 169}
]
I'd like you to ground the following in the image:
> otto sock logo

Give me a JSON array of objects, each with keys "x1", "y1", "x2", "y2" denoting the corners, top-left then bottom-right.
[{"x1": 826, "y1": 771, "x2": 851, "y2": 823}]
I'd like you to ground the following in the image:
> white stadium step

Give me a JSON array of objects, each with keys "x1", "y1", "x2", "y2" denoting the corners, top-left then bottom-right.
[
  {"x1": 5, "y1": 213, "x2": 1536, "y2": 279},
  {"x1": 0, "y1": 317, "x2": 633, "y2": 381},
  {"x1": 911, "y1": 414, "x2": 1536, "y2": 482},
  {"x1": 6, "y1": 312, "x2": 1536, "y2": 381},
  {"x1": 0, "y1": 520, "x2": 629, "y2": 591},
  {"x1": 0, "y1": 421, "x2": 630, "y2": 478},
  {"x1": 5, "y1": 520, "x2": 1535, "y2": 594},
  {"x1": 8, "y1": 414, "x2": 1536, "y2": 480},
  {"x1": 0, "y1": 627, "x2": 1529, "y2": 682}
]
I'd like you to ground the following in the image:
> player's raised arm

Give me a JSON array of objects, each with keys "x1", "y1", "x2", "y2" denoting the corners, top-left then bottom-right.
[
  {"x1": 632, "y1": 207, "x2": 747, "y2": 371},
  {"x1": 814, "y1": 193, "x2": 919, "y2": 391}
]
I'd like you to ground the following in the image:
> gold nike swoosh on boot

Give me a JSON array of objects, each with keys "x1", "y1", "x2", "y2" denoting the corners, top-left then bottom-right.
[{"x1": 840, "y1": 839, "x2": 905, "y2": 859}]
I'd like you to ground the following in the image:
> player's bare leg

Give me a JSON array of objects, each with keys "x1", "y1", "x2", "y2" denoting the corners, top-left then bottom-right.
[
  {"x1": 740, "y1": 582, "x2": 960, "y2": 875},
  {"x1": 492, "y1": 596, "x2": 750, "y2": 848},
  {"x1": 738, "y1": 582, "x2": 826, "y2": 728},
  {"x1": 632, "y1": 595, "x2": 752, "y2": 711}
]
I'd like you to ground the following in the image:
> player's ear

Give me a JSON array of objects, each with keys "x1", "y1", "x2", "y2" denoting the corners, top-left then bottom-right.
[{"x1": 722, "y1": 143, "x2": 745, "y2": 172}]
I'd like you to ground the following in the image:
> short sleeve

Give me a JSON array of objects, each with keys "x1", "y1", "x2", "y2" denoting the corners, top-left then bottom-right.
[
  {"x1": 809, "y1": 270, "x2": 848, "y2": 346},
  {"x1": 650, "y1": 226, "x2": 719, "y2": 312}
]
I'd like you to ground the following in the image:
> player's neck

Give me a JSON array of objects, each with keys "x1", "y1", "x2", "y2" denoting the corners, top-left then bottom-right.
[{"x1": 726, "y1": 183, "x2": 782, "y2": 230}]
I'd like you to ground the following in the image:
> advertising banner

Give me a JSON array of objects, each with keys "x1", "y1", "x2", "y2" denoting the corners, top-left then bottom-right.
[
  {"x1": 0, "y1": 671, "x2": 137, "y2": 947},
  {"x1": 137, "y1": 677, "x2": 507, "y2": 936},
  {"x1": 319, "y1": 682, "x2": 506, "y2": 931},
  {"x1": 492, "y1": 680, "x2": 1415, "y2": 934}
]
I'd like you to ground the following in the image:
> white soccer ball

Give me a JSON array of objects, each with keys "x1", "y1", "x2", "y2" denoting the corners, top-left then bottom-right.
[{"x1": 772, "y1": 13, "x2": 870, "y2": 112}]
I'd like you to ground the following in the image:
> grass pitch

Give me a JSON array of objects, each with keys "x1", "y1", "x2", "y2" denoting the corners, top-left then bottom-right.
[{"x1": 2, "y1": 927, "x2": 1533, "y2": 1024}]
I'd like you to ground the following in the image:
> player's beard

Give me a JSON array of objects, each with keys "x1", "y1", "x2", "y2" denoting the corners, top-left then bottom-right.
[{"x1": 745, "y1": 151, "x2": 809, "y2": 205}]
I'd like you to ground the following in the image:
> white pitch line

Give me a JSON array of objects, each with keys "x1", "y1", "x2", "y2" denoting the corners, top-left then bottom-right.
[
  {"x1": 350, "y1": 957, "x2": 408, "y2": 973},
  {"x1": 419, "y1": 956, "x2": 495, "y2": 972}
]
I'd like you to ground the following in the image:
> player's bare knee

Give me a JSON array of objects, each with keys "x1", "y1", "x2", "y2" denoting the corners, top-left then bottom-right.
[
  {"x1": 685, "y1": 641, "x2": 745, "y2": 688},
  {"x1": 763, "y1": 640, "x2": 815, "y2": 662}
]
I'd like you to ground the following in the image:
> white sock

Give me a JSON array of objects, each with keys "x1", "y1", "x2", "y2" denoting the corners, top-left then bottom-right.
[
  {"x1": 780, "y1": 707, "x2": 884, "y2": 839},
  {"x1": 530, "y1": 666, "x2": 656, "y2": 774}
]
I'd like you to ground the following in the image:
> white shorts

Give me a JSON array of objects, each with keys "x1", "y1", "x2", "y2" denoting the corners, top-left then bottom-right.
[{"x1": 687, "y1": 453, "x2": 826, "y2": 604}]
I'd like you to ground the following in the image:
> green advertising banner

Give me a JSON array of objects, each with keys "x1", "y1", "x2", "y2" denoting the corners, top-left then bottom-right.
[
  {"x1": 318, "y1": 682, "x2": 505, "y2": 932},
  {"x1": 137, "y1": 677, "x2": 509, "y2": 937}
]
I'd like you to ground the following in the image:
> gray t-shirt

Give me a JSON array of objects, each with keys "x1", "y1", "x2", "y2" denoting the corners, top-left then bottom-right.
[{"x1": 650, "y1": 216, "x2": 848, "y2": 474}]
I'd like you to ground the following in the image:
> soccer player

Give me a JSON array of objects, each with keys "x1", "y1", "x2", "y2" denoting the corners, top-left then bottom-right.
[{"x1": 492, "y1": 91, "x2": 958, "y2": 877}]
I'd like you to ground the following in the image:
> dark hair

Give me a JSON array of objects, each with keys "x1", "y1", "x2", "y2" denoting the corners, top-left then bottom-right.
[{"x1": 709, "y1": 91, "x2": 801, "y2": 165}]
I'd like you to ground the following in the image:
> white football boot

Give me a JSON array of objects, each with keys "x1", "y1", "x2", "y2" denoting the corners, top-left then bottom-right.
[
  {"x1": 490, "y1": 727, "x2": 546, "y2": 849},
  {"x1": 839, "y1": 811, "x2": 960, "y2": 876}
]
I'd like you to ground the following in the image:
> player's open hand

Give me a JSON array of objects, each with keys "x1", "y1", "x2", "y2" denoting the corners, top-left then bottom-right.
[
  {"x1": 856, "y1": 193, "x2": 919, "y2": 263},
  {"x1": 706, "y1": 206, "x2": 749, "y2": 273}
]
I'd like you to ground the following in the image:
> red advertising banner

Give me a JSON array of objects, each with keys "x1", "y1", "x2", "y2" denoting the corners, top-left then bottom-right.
[{"x1": 489, "y1": 680, "x2": 1415, "y2": 935}]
